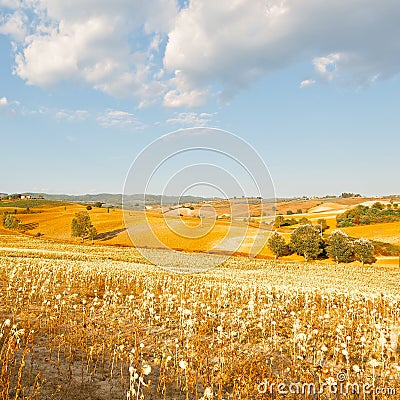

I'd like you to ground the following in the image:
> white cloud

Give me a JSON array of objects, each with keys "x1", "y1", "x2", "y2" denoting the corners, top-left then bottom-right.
[
  {"x1": 0, "y1": 96, "x2": 8, "y2": 106},
  {"x1": 56, "y1": 109, "x2": 89, "y2": 121},
  {"x1": 97, "y1": 109, "x2": 146, "y2": 129},
  {"x1": 163, "y1": 70, "x2": 210, "y2": 107},
  {"x1": 2, "y1": 0, "x2": 400, "y2": 107},
  {"x1": 0, "y1": 10, "x2": 27, "y2": 41},
  {"x1": 166, "y1": 111, "x2": 215, "y2": 126},
  {"x1": 313, "y1": 53, "x2": 342, "y2": 81},
  {"x1": 0, "y1": 0, "x2": 21, "y2": 9},
  {"x1": 164, "y1": 0, "x2": 400, "y2": 102},
  {"x1": 299, "y1": 79, "x2": 316, "y2": 89},
  {"x1": 9, "y1": 0, "x2": 177, "y2": 101}
]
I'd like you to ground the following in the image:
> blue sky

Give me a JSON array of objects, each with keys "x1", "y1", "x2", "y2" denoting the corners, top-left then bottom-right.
[{"x1": 0, "y1": 0, "x2": 399, "y2": 198}]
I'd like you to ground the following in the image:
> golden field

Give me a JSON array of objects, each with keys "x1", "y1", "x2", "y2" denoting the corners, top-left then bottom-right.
[
  {"x1": 3, "y1": 203, "x2": 271, "y2": 256},
  {"x1": 0, "y1": 233, "x2": 400, "y2": 399},
  {"x1": 0, "y1": 197, "x2": 399, "y2": 265},
  {"x1": 341, "y1": 222, "x2": 400, "y2": 246}
]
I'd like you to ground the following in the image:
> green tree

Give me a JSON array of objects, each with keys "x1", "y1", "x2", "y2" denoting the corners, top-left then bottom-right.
[
  {"x1": 315, "y1": 218, "x2": 329, "y2": 236},
  {"x1": 372, "y1": 202, "x2": 384, "y2": 210},
  {"x1": 88, "y1": 225, "x2": 97, "y2": 244},
  {"x1": 2, "y1": 214, "x2": 21, "y2": 229},
  {"x1": 71, "y1": 211, "x2": 96, "y2": 242},
  {"x1": 94, "y1": 202, "x2": 103, "y2": 208},
  {"x1": 317, "y1": 218, "x2": 328, "y2": 231},
  {"x1": 273, "y1": 215, "x2": 285, "y2": 228},
  {"x1": 299, "y1": 216, "x2": 310, "y2": 225},
  {"x1": 290, "y1": 224, "x2": 323, "y2": 261},
  {"x1": 326, "y1": 230, "x2": 353, "y2": 264},
  {"x1": 267, "y1": 232, "x2": 289, "y2": 259},
  {"x1": 353, "y1": 238, "x2": 376, "y2": 265}
]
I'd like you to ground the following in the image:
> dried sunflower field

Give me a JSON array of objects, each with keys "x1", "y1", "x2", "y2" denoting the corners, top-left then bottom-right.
[{"x1": 0, "y1": 234, "x2": 399, "y2": 399}]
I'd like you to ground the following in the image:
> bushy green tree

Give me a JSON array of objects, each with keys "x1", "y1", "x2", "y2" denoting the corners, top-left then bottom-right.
[
  {"x1": 273, "y1": 215, "x2": 285, "y2": 228},
  {"x1": 71, "y1": 211, "x2": 97, "y2": 242},
  {"x1": 353, "y1": 238, "x2": 376, "y2": 265},
  {"x1": 2, "y1": 214, "x2": 21, "y2": 229},
  {"x1": 267, "y1": 232, "x2": 289, "y2": 259},
  {"x1": 290, "y1": 224, "x2": 323, "y2": 261},
  {"x1": 315, "y1": 218, "x2": 329, "y2": 236},
  {"x1": 317, "y1": 218, "x2": 329, "y2": 231},
  {"x1": 326, "y1": 230, "x2": 353, "y2": 263},
  {"x1": 88, "y1": 225, "x2": 97, "y2": 244},
  {"x1": 372, "y1": 202, "x2": 384, "y2": 210},
  {"x1": 299, "y1": 217, "x2": 310, "y2": 225}
]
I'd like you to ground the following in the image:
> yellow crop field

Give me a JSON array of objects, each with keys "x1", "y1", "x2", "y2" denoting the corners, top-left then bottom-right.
[
  {"x1": 0, "y1": 234, "x2": 399, "y2": 399},
  {"x1": 4, "y1": 199, "x2": 399, "y2": 265},
  {"x1": 9, "y1": 204, "x2": 276, "y2": 257},
  {"x1": 341, "y1": 222, "x2": 400, "y2": 246}
]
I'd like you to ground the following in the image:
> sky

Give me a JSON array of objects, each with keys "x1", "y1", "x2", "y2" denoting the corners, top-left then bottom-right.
[{"x1": 0, "y1": 0, "x2": 399, "y2": 198}]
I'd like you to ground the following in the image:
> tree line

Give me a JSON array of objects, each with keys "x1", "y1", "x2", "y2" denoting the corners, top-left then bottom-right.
[
  {"x1": 268, "y1": 225, "x2": 376, "y2": 265},
  {"x1": 337, "y1": 202, "x2": 400, "y2": 227}
]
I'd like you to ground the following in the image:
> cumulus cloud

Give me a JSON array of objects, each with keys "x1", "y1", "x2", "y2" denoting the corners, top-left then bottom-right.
[
  {"x1": 2, "y1": 0, "x2": 400, "y2": 107},
  {"x1": 166, "y1": 111, "x2": 215, "y2": 126},
  {"x1": 0, "y1": 96, "x2": 8, "y2": 106},
  {"x1": 8, "y1": 0, "x2": 177, "y2": 102},
  {"x1": 164, "y1": 0, "x2": 400, "y2": 104},
  {"x1": 164, "y1": 70, "x2": 210, "y2": 108}
]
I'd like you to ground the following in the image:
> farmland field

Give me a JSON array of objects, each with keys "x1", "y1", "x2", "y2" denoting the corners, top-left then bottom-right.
[
  {"x1": 0, "y1": 233, "x2": 400, "y2": 399},
  {"x1": 1, "y1": 197, "x2": 398, "y2": 262},
  {"x1": 341, "y1": 222, "x2": 400, "y2": 246}
]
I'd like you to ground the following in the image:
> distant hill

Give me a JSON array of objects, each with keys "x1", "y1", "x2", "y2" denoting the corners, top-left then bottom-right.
[{"x1": 28, "y1": 193, "x2": 216, "y2": 208}]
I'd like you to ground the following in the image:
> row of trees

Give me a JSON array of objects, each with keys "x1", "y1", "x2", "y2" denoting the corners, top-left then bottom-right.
[
  {"x1": 268, "y1": 225, "x2": 376, "y2": 264},
  {"x1": 274, "y1": 215, "x2": 329, "y2": 232},
  {"x1": 337, "y1": 202, "x2": 400, "y2": 227}
]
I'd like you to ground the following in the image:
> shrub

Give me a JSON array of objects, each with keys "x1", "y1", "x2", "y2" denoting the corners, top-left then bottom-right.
[{"x1": 2, "y1": 214, "x2": 21, "y2": 229}]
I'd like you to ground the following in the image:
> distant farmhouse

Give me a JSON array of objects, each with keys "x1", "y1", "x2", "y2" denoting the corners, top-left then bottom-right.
[{"x1": 20, "y1": 194, "x2": 32, "y2": 200}]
